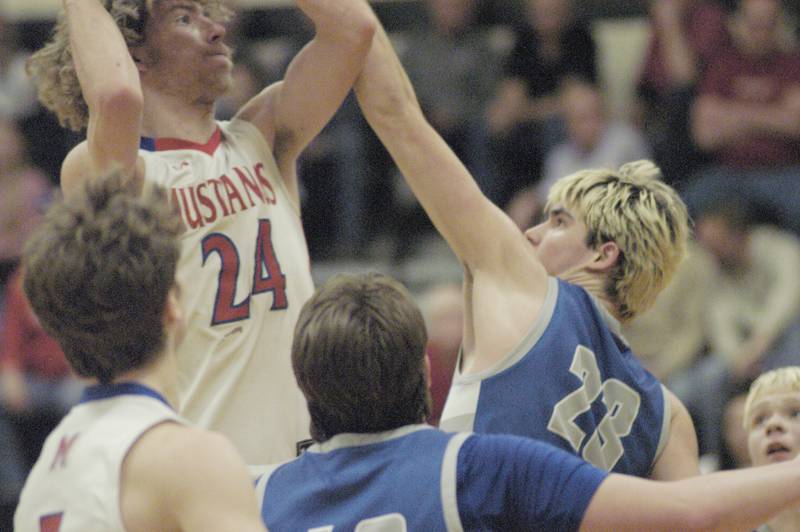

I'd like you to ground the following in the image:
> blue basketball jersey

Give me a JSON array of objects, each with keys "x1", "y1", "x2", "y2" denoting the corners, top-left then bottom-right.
[
  {"x1": 257, "y1": 425, "x2": 607, "y2": 531},
  {"x1": 440, "y1": 278, "x2": 669, "y2": 477}
]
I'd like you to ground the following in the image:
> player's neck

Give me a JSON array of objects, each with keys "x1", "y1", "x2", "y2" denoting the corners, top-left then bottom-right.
[
  {"x1": 561, "y1": 269, "x2": 619, "y2": 320},
  {"x1": 141, "y1": 89, "x2": 218, "y2": 143},
  {"x1": 114, "y1": 352, "x2": 180, "y2": 411}
]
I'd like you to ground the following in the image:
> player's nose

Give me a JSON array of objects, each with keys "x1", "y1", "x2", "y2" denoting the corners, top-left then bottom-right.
[
  {"x1": 207, "y1": 18, "x2": 227, "y2": 43},
  {"x1": 765, "y1": 413, "x2": 787, "y2": 435},
  {"x1": 525, "y1": 223, "x2": 545, "y2": 246}
]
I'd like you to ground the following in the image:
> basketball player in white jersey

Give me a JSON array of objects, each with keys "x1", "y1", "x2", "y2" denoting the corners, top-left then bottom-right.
[
  {"x1": 26, "y1": 0, "x2": 377, "y2": 463},
  {"x1": 14, "y1": 175, "x2": 265, "y2": 532},
  {"x1": 353, "y1": 20, "x2": 698, "y2": 478}
]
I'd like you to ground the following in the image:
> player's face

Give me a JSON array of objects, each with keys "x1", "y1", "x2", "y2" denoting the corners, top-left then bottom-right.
[
  {"x1": 746, "y1": 391, "x2": 800, "y2": 466},
  {"x1": 138, "y1": 0, "x2": 233, "y2": 101},
  {"x1": 524, "y1": 204, "x2": 596, "y2": 276}
]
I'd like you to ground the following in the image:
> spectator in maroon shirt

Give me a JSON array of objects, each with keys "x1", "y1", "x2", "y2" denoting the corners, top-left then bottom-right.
[
  {"x1": 683, "y1": 0, "x2": 800, "y2": 234},
  {"x1": 0, "y1": 267, "x2": 83, "y2": 418},
  {"x1": 691, "y1": 0, "x2": 800, "y2": 169}
]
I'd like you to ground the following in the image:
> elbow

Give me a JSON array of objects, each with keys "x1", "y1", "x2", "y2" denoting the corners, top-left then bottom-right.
[
  {"x1": 327, "y1": 7, "x2": 377, "y2": 53},
  {"x1": 94, "y1": 84, "x2": 143, "y2": 121},
  {"x1": 353, "y1": 13, "x2": 378, "y2": 48},
  {"x1": 350, "y1": 19, "x2": 376, "y2": 61}
]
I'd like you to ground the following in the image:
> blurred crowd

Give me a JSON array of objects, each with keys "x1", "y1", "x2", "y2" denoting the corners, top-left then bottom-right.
[{"x1": 2, "y1": 0, "x2": 800, "y2": 524}]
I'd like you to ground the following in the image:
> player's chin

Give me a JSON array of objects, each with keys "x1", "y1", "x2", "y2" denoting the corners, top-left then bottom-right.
[{"x1": 205, "y1": 73, "x2": 234, "y2": 99}]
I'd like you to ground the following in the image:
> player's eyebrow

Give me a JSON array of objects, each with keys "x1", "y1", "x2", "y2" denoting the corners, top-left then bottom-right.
[
  {"x1": 166, "y1": 1, "x2": 198, "y2": 13},
  {"x1": 549, "y1": 207, "x2": 574, "y2": 221}
]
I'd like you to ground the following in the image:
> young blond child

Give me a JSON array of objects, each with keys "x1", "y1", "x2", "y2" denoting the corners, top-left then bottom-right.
[{"x1": 745, "y1": 366, "x2": 800, "y2": 531}]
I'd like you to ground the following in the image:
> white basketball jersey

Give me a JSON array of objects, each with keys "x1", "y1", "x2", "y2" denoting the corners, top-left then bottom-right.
[
  {"x1": 140, "y1": 119, "x2": 313, "y2": 464},
  {"x1": 14, "y1": 384, "x2": 180, "y2": 532}
]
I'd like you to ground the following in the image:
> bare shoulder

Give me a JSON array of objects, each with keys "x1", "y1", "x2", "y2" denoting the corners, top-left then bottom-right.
[
  {"x1": 61, "y1": 141, "x2": 145, "y2": 200},
  {"x1": 122, "y1": 423, "x2": 265, "y2": 532},
  {"x1": 60, "y1": 142, "x2": 93, "y2": 199},
  {"x1": 128, "y1": 422, "x2": 250, "y2": 481},
  {"x1": 649, "y1": 389, "x2": 700, "y2": 480}
]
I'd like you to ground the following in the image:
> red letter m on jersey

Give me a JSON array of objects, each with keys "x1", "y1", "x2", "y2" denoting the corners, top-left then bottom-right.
[{"x1": 50, "y1": 434, "x2": 80, "y2": 471}]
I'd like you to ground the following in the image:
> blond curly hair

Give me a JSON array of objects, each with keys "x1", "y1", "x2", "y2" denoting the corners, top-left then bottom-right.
[
  {"x1": 546, "y1": 160, "x2": 690, "y2": 322},
  {"x1": 26, "y1": 0, "x2": 230, "y2": 132}
]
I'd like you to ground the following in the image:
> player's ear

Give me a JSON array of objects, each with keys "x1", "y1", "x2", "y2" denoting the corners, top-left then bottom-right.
[
  {"x1": 588, "y1": 241, "x2": 620, "y2": 272},
  {"x1": 163, "y1": 288, "x2": 183, "y2": 329},
  {"x1": 424, "y1": 353, "x2": 432, "y2": 390}
]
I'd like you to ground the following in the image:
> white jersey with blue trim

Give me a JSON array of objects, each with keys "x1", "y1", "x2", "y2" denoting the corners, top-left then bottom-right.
[
  {"x1": 139, "y1": 118, "x2": 313, "y2": 464},
  {"x1": 256, "y1": 425, "x2": 607, "y2": 531},
  {"x1": 440, "y1": 277, "x2": 670, "y2": 477},
  {"x1": 14, "y1": 383, "x2": 180, "y2": 532}
]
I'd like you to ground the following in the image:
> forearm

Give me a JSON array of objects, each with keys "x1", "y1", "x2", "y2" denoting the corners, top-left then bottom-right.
[
  {"x1": 354, "y1": 21, "x2": 518, "y2": 268},
  {"x1": 691, "y1": 96, "x2": 745, "y2": 150},
  {"x1": 671, "y1": 462, "x2": 800, "y2": 531},
  {"x1": 656, "y1": 23, "x2": 697, "y2": 86},
  {"x1": 586, "y1": 461, "x2": 800, "y2": 531},
  {"x1": 354, "y1": 25, "x2": 422, "y2": 126},
  {"x1": 64, "y1": 0, "x2": 141, "y2": 112},
  {"x1": 738, "y1": 101, "x2": 800, "y2": 139}
]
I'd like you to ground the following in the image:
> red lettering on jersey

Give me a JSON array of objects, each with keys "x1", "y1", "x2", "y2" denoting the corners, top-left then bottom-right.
[
  {"x1": 50, "y1": 434, "x2": 79, "y2": 471},
  {"x1": 209, "y1": 178, "x2": 231, "y2": 217},
  {"x1": 196, "y1": 182, "x2": 218, "y2": 224},
  {"x1": 178, "y1": 187, "x2": 205, "y2": 229},
  {"x1": 220, "y1": 174, "x2": 247, "y2": 215},
  {"x1": 39, "y1": 512, "x2": 64, "y2": 532},
  {"x1": 254, "y1": 163, "x2": 277, "y2": 205},
  {"x1": 170, "y1": 163, "x2": 280, "y2": 229},
  {"x1": 235, "y1": 166, "x2": 263, "y2": 207}
]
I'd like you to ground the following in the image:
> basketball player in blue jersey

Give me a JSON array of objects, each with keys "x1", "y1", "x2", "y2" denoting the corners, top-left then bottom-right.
[
  {"x1": 353, "y1": 22, "x2": 698, "y2": 479},
  {"x1": 14, "y1": 175, "x2": 266, "y2": 532},
  {"x1": 259, "y1": 271, "x2": 800, "y2": 532},
  {"x1": 26, "y1": 0, "x2": 377, "y2": 464}
]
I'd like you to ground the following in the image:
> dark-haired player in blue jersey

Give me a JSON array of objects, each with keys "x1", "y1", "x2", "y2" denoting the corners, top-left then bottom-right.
[
  {"x1": 353, "y1": 16, "x2": 698, "y2": 480},
  {"x1": 258, "y1": 271, "x2": 800, "y2": 532}
]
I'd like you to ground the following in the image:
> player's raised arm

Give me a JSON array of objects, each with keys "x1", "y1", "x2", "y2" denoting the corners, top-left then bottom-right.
[
  {"x1": 237, "y1": 0, "x2": 376, "y2": 200},
  {"x1": 59, "y1": 0, "x2": 142, "y2": 195},
  {"x1": 353, "y1": 21, "x2": 544, "y2": 280}
]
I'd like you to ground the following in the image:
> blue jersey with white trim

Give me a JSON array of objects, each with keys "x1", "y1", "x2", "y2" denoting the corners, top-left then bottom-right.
[
  {"x1": 257, "y1": 425, "x2": 607, "y2": 531},
  {"x1": 440, "y1": 278, "x2": 669, "y2": 477}
]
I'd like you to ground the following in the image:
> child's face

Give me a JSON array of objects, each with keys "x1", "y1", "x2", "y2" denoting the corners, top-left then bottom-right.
[{"x1": 747, "y1": 391, "x2": 800, "y2": 466}]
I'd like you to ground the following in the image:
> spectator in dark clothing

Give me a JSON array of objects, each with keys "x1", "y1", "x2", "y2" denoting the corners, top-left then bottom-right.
[
  {"x1": 636, "y1": 0, "x2": 730, "y2": 186},
  {"x1": 486, "y1": 0, "x2": 597, "y2": 207}
]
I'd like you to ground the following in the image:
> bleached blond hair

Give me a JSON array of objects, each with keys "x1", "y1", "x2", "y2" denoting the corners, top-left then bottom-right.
[
  {"x1": 546, "y1": 160, "x2": 689, "y2": 322},
  {"x1": 743, "y1": 366, "x2": 800, "y2": 428},
  {"x1": 26, "y1": 0, "x2": 231, "y2": 132}
]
